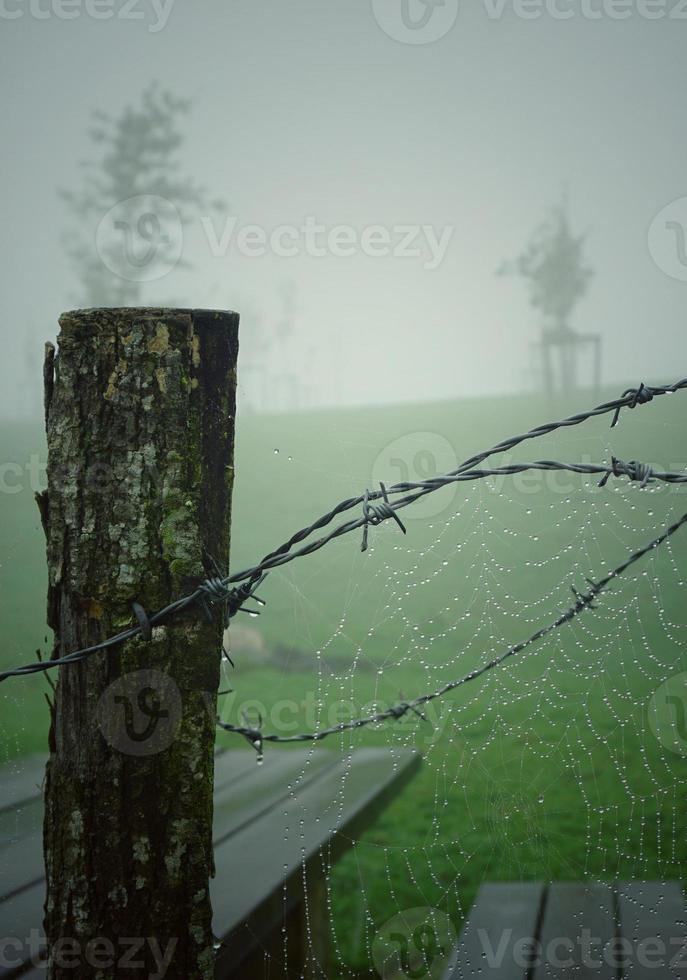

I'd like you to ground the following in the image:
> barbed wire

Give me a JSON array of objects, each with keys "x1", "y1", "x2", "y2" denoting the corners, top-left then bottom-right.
[
  {"x1": 224, "y1": 379, "x2": 687, "y2": 581},
  {"x1": 217, "y1": 508, "x2": 687, "y2": 758},
  {"x1": 1, "y1": 379, "x2": 685, "y2": 685},
  {"x1": 0, "y1": 574, "x2": 267, "y2": 682}
]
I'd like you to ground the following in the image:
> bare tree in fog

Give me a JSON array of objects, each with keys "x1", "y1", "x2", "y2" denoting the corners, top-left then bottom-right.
[
  {"x1": 61, "y1": 84, "x2": 222, "y2": 307},
  {"x1": 500, "y1": 201, "x2": 598, "y2": 394}
]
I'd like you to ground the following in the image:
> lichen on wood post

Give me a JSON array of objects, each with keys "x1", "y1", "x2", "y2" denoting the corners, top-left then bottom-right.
[{"x1": 40, "y1": 308, "x2": 239, "y2": 979}]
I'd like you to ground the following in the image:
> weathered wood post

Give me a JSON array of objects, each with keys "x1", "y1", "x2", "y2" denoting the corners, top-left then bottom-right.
[{"x1": 39, "y1": 308, "x2": 239, "y2": 979}]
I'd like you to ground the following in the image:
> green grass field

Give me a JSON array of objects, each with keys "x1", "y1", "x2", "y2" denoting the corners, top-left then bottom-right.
[{"x1": 2, "y1": 385, "x2": 686, "y2": 974}]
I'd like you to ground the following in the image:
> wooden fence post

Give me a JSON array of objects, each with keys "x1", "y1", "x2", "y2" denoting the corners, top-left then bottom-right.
[{"x1": 39, "y1": 308, "x2": 239, "y2": 979}]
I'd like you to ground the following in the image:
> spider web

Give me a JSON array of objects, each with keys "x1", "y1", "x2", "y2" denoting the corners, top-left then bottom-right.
[{"x1": 221, "y1": 386, "x2": 687, "y2": 977}]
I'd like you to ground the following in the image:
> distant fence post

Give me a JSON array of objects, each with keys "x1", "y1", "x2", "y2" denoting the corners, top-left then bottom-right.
[{"x1": 39, "y1": 308, "x2": 239, "y2": 980}]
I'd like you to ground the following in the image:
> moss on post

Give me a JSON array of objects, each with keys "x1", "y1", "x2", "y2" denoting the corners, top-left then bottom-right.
[{"x1": 41, "y1": 308, "x2": 239, "y2": 980}]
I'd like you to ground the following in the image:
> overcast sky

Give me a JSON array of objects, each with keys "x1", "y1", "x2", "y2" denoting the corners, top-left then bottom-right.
[{"x1": 1, "y1": 0, "x2": 686, "y2": 415}]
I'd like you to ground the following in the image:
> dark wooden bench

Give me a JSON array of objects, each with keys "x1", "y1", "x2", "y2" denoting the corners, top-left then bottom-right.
[
  {"x1": 0, "y1": 746, "x2": 421, "y2": 978},
  {"x1": 444, "y1": 881, "x2": 686, "y2": 980}
]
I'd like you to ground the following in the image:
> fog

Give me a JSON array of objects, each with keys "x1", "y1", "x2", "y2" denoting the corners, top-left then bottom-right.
[{"x1": 1, "y1": 0, "x2": 686, "y2": 416}]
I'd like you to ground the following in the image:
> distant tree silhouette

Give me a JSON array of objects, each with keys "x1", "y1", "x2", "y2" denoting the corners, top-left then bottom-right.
[
  {"x1": 500, "y1": 202, "x2": 597, "y2": 393},
  {"x1": 61, "y1": 84, "x2": 222, "y2": 307}
]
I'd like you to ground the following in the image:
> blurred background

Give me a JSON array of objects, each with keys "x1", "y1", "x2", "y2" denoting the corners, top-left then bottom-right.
[{"x1": 1, "y1": 0, "x2": 687, "y2": 416}]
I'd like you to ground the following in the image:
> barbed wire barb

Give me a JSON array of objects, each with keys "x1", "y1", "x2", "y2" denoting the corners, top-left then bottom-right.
[
  {"x1": 361, "y1": 482, "x2": 407, "y2": 552},
  {"x1": 610, "y1": 382, "x2": 654, "y2": 428}
]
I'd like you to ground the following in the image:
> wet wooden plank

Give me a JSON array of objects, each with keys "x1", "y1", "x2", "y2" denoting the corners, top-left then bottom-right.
[
  {"x1": 0, "y1": 797, "x2": 41, "y2": 852},
  {"x1": 0, "y1": 757, "x2": 45, "y2": 814},
  {"x1": 617, "y1": 881, "x2": 686, "y2": 980},
  {"x1": 212, "y1": 747, "x2": 422, "y2": 979},
  {"x1": 0, "y1": 879, "x2": 45, "y2": 978},
  {"x1": 533, "y1": 882, "x2": 615, "y2": 980},
  {"x1": 212, "y1": 748, "x2": 340, "y2": 843},
  {"x1": 443, "y1": 882, "x2": 545, "y2": 980}
]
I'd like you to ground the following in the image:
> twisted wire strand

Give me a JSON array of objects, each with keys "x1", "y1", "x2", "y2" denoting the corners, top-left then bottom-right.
[
  {"x1": 1, "y1": 379, "x2": 685, "y2": 684},
  {"x1": 221, "y1": 379, "x2": 687, "y2": 585},
  {"x1": 218, "y1": 509, "x2": 687, "y2": 755},
  {"x1": 0, "y1": 576, "x2": 266, "y2": 681},
  {"x1": 210, "y1": 455, "x2": 687, "y2": 580}
]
